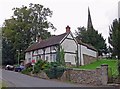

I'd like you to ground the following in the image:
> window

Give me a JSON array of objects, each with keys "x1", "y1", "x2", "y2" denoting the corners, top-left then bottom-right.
[
  {"x1": 46, "y1": 56, "x2": 49, "y2": 61},
  {"x1": 28, "y1": 58, "x2": 31, "y2": 62},
  {"x1": 39, "y1": 55, "x2": 41, "y2": 59},
  {"x1": 28, "y1": 52, "x2": 31, "y2": 55},
  {"x1": 36, "y1": 50, "x2": 38, "y2": 54},
  {"x1": 53, "y1": 54, "x2": 56, "y2": 62},
  {"x1": 36, "y1": 56, "x2": 39, "y2": 60},
  {"x1": 51, "y1": 46, "x2": 56, "y2": 51},
  {"x1": 42, "y1": 55, "x2": 45, "y2": 60},
  {"x1": 38, "y1": 49, "x2": 42, "y2": 54}
]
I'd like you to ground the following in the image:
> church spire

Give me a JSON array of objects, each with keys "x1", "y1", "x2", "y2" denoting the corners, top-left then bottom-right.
[{"x1": 87, "y1": 7, "x2": 93, "y2": 30}]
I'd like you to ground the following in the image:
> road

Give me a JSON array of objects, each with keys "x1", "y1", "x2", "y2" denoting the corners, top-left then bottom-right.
[
  {"x1": 1, "y1": 69, "x2": 119, "y2": 88},
  {"x1": 2, "y1": 69, "x2": 87, "y2": 87}
]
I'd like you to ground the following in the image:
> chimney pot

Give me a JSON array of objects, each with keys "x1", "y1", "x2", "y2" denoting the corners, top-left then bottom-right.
[{"x1": 66, "y1": 25, "x2": 71, "y2": 33}]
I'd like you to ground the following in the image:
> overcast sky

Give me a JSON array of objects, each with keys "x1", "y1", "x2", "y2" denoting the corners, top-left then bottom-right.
[{"x1": 0, "y1": 0, "x2": 119, "y2": 44}]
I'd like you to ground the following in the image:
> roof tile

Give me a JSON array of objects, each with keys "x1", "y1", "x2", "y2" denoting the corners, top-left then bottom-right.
[{"x1": 25, "y1": 33, "x2": 68, "y2": 52}]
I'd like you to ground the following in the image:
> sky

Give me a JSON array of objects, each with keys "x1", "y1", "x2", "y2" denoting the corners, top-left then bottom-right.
[{"x1": 0, "y1": 0, "x2": 119, "y2": 45}]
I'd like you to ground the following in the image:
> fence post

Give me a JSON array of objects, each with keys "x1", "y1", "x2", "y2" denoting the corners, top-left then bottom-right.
[{"x1": 101, "y1": 64, "x2": 108, "y2": 85}]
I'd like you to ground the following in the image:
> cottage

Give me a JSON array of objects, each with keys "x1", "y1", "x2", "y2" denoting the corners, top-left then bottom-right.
[{"x1": 25, "y1": 26, "x2": 98, "y2": 66}]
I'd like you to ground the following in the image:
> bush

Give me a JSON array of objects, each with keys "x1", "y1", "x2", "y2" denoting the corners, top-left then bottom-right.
[
  {"x1": 35, "y1": 60, "x2": 46, "y2": 70},
  {"x1": 50, "y1": 62, "x2": 60, "y2": 67},
  {"x1": 42, "y1": 62, "x2": 51, "y2": 69},
  {"x1": 25, "y1": 63, "x2": 32, "y2": 69},
  {"x1": 33, "y1": 65, "x2": 41, "y2": 74},
  {"x1": 22, "y1": 60, "x2": 65, "y2": 79},
  {"x1": 32, "y1": 59, "x2": 50, "y2": 74},
  {"x1": 56, "y1": 66, "x2": 65, "y2": 78},
  {"x1": 21, "y1": 67, "x2": 32, "y2": 75},
  {"x1": 44, "y1": 65, "x2": 65, "y2": 79}
]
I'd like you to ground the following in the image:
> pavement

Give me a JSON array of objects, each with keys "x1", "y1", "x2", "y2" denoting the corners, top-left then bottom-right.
[{"x1": 1, "y1": 69, "x2": 120, "y2": 88}]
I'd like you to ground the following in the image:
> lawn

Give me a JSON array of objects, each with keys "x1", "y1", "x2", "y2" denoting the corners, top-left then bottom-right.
[{"x1": 76, "y1": 59, "x2": 118, "y2": 76}]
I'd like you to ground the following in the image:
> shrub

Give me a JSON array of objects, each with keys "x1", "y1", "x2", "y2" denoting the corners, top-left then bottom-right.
[
  {"x1": 50, "y1": 62, "x2": 60, "y2": 67},
  {"x1": 56, "y1": 66, "x2": 65, "y2": 78},
  {"x1": 33, "y1": 65, "x2": 40, "y2": 74},
  {"x1": 35, "y1": 60, "x2": 46, "y2": 70},
  {"x1": 22, "y1": 60, "x2": 65, "y2": 79},
  {"x1": 21, "y1": 67, "x2": 32, "y2": 75},
  {"x1": 42, "y1": 62, "x2": 51, "y2": 70},
  {"x1": 44, "y1": 69, "x2": 54, "y2": 79},
  {"x1": 25, "y1": 63, "x2": 32, "y2": 69},
  {"x1": 32, "y1": 59, "x2": 50, "y2": 74},
  {"x1": 44, "y1": 65, "x2": 65, "y2": 79}
]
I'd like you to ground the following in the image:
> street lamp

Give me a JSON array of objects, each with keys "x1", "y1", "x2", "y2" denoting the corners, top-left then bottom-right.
[
  {"x1": 16, "y1": 49, "x2": 22, "y2": 65},
  {"x1": 16, "y1": 50, "x2": 20, "y2": 65}
]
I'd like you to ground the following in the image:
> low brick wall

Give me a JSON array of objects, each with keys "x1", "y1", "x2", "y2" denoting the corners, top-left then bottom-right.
[{"x1": 61, "y1": 64, "x2": 108, "y2": 85}]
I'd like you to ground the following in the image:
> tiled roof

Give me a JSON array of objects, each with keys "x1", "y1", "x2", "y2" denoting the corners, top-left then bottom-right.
[
  {"x1": 25, "y1": 32, "x2": 68, "y2": 52},
  {"x1": 25, "y1": 32, "x2": 97, "y2": 52}
]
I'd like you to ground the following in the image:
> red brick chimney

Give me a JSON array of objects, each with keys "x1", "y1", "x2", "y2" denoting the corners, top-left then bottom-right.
[{"x1": 66, "y1": 25, "x2": 71, "y2": 33}]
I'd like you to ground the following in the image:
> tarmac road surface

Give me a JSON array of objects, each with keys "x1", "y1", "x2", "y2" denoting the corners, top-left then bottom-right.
[{"x1": 1, "y1": 69, "x2": 119, "y2": 88}]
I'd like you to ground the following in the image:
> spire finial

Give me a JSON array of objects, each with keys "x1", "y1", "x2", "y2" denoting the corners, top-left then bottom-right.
[{"x1": 87, "y1": 7, "x2": 93, "y2": 30}]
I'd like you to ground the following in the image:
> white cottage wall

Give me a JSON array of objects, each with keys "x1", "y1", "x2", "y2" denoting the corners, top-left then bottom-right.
[
  {"x1": 38, "y1": 49, "x2": 43, "y2": 54},
  {"x1": 78, "y1": 44, "x2": 97, "y2": 65},
  {"x1": 45, "y1": 47, "x2": 50, "y2": 54},
  {"x1": 61, "y1": 34, "x2": 77, "y2": 65},
  {"x1": 25, "y1": 51, "x2": 33, "y2": 64},
  {"x1": 65, "y1": 53, "x2": 76, "y2": 65},
  {"x1": 45, "y1": 47, "x2": 51, "y2": 62}
]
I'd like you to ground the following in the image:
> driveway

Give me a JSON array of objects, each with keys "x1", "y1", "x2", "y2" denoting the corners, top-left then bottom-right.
[{"x1": 1, "y1": 69, "x2": 119, "y2": 88}]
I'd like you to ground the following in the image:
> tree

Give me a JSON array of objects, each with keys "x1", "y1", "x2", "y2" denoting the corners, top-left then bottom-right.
[
  {"x1": 56, "y1": 46, "x2": 65, "y2": 66},
  {"x1": 2, "y1": 3, "x2": 56, "y2": 65},
  {"x1": 108, "y1": 19, "x2": 120, "y2": 59},
  {"x1": 75, "y1": 26, "x2": 107, "y2": 56},
  {"x1": 108, "y1": 19, "x2": 120, "y2": 76},
  {"x1": 75, "y1": 50, "x2": 79, "y2": 67},
  {"x1": 2, "y1": 38, "x2": 16, "y2": 65},
  {"x1": 75, "y1": 8, "x2": 107, "y2": 56}
]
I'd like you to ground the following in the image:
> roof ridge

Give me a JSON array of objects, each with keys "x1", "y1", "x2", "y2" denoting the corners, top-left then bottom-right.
[
  {"x1": 25, "y1": 32, "x2": 68, "y2": 52},
  {"x1": 41, "y1": 32, "x2": 67, "y2": 42}
]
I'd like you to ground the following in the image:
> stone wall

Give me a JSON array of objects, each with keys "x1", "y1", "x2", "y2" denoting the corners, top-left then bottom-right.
[
  {"x1": 61, "y1": 64, "x2": 108, "y2": 85},
  {"x1": 65, "y1": 62, "x2": 72, "y2": 67},
  {"x1": 83, "y1": 54, "x2": 97, "y2": 65},
  {"x1": 37, "y1": 71, "x2": 49, "y2": 79},
  {"x1": 30, "y1": 71, "x2": 49, "y2": 79}
]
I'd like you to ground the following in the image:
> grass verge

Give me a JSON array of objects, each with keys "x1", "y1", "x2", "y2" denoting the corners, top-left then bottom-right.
[{"x1": 75, "y1": 59, "x2": 118, "y2": 77}]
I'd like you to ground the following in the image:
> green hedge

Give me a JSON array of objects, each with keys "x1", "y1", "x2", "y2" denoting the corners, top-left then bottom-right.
[{"x1": 44, "y1": 66, "x2": 65, "y2": 79}]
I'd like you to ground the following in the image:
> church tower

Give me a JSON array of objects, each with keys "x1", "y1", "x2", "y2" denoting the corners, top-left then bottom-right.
[{"x1": 87, "y1": 7, "x2": 94, "y2": 30}]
